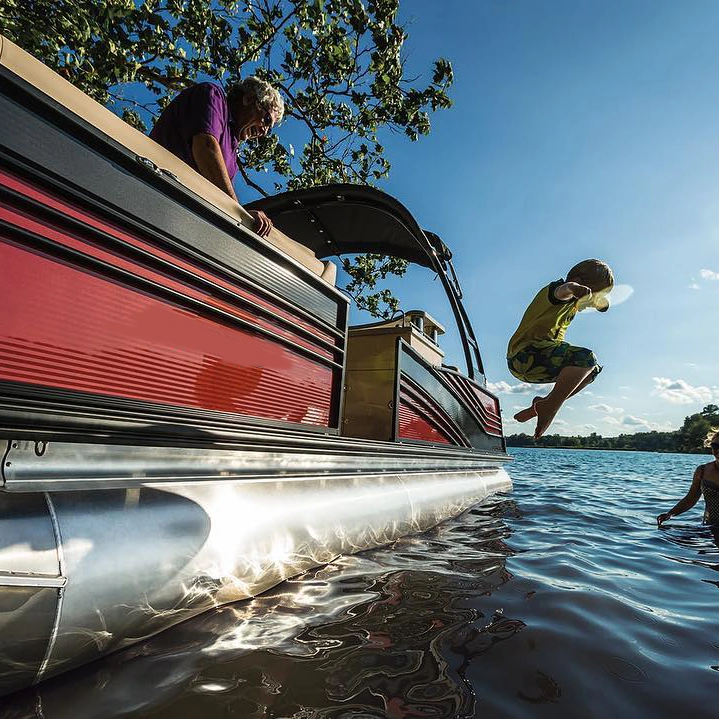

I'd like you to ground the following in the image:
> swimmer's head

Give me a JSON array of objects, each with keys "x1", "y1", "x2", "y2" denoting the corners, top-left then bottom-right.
[{"x1": 703, "y1": 428, "x2": 719, "y2": 451}]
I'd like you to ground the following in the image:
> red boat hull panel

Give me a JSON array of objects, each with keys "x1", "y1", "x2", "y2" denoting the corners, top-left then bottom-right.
[
  {"x1": 1, "y1": 241, "x2": 335, "y2": 427},
  {"x1": 397, "y1": 395, "x2": 453, "y2": 445},
  {"x1": 394, "y1": 342, "x2": 504, "y2": 451}
]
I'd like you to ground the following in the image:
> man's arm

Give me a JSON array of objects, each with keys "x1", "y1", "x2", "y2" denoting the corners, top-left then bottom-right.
[
  {"x1": 191, "y1": 133, "x2": 273, "y2": 238},
  {"x1": 191, "y1": 133, "x2": 238, "y2": 201}
]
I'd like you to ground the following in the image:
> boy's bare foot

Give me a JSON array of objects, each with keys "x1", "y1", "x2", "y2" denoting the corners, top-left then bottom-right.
[
  {"x1": 513, "y1": 396, "x2": 543, "y2": 423},
  {"x1": 534, "y1": 400, "x2": 561, "y2": 439}
]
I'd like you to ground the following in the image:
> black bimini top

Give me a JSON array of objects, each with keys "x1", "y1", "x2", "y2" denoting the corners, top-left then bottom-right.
[
  {"x1": 246, "y1": 184, "x2": 451, "y2": 270},
  {"x1": 249, "y1": 184, "x2": 486, "y2": 380}
]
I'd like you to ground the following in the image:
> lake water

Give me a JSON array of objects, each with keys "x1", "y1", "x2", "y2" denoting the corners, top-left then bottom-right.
[{"x1": 3, "y1": 447, "x2": 718, "y2": 718}]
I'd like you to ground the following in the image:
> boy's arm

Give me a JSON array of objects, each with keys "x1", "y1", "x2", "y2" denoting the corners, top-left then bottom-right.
[{"x1": 553, "y1": 282, "x2": 592, "y2": 302}]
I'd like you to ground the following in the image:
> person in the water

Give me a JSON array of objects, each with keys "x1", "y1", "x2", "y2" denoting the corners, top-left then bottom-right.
[
  {"x1": 507, "y1": 259, "x2": 614, "y2": 439},
  {"x1": 657, "y1": 430, "x2": 719, "y2": 527}
]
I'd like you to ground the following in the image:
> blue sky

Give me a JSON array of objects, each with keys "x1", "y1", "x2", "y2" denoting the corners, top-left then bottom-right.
[{"x1": 337, "y1": 0, "x2": 719, "y2": 437}]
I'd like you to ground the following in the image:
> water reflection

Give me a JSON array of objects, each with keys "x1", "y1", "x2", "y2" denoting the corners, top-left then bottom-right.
[
  {"x1": 660, "y1": 524, "x2": 719, "y2": 589},
  {"x1": 2, "y1": 499, "x2": 517, "y2": 718}
]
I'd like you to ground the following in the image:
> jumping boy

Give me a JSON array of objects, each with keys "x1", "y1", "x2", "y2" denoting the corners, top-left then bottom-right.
[{"x1": 507, "y1": 259, "x2": 614, "y2": 439}]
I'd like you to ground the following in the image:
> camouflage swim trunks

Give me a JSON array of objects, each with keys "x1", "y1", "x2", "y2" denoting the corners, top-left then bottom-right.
[{"x1": 507, "y1": 340, "x2": 601, "y2": 384}]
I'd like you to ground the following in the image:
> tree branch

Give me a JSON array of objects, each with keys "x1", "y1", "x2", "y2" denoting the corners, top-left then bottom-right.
[
  {"x1": 236, "y1": 7, "x2": 298, "y2": 66},
  {"x1": 238, "y1": 163, "x2": 270, "y2": 197},
  {"x1": 135, "y1": 65, "x2": 189, "y2": 91}
]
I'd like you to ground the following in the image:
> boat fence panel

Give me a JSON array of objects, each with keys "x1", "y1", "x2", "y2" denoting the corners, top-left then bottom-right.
[
  {"x1": 0, "y1": 87, "x2": 343, "y2": 327},
  {"x1": 396, "y1": 341, "x2": 505, "y2": 452}
]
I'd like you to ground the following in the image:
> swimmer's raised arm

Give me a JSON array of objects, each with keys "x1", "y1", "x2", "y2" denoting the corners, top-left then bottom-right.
[{"x1": 656, "y1": 466, "x2": 702, "y2": 527}]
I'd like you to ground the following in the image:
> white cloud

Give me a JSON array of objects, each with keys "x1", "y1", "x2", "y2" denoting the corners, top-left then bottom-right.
[
  {"x1": 689, "y1": 282, "x2": 700, "y2": 290},
  {"x1": 589, "y1": 403, "x2": 624, "y2": 415},
  {"x1": 622, "y1": 415, "x2": 652, "y2": 428},
  {"x1": 699, "y1": 268, "x2": 719, "y2": 281},
  {"x1": 604, "y1": 414, "x2": 658, "y2": 431},
  {"x1": 487, "y1": 380, "x2": 533, "y2": 395},
  {"x1": 652, "y1": 377, "x2": 713, "y2": 405}
]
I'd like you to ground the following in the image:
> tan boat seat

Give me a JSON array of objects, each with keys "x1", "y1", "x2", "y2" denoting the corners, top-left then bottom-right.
[{"x1": 0, "y1": 35, "x2": 335, "y2": 284}]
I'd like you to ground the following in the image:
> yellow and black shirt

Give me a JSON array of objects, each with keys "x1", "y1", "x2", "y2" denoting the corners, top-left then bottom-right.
[{"x1": 507, "y1": 279, "x2": 577, "y2": 357}]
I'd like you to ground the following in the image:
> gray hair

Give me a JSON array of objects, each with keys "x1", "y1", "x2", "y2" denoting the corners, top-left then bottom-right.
[{"x1": 228, "y1": 77, "x2": 284, "y2": 122}]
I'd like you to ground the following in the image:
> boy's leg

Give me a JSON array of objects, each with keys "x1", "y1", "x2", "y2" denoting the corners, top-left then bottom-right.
[
  {"x1": 513, "y1": 372, "x2": 594, "y2": 422},
  {"x1": 533, "y1": 366, "x2": 595, "y2": 439},
  {"x1": 514, "y1": 396, "x2": 543, "y2": 422},
  {"x1": 508, "y1": 346, "x2": 549, "y2": 422}
]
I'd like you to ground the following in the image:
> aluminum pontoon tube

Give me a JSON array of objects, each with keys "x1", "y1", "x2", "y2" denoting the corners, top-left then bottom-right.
[{"x1": 0, "y1": 455, "x2": 510, "y2": 696}]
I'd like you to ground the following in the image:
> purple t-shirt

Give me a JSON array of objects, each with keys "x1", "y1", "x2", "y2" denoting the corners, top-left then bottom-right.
[{"x1": 150, "y1": 83, "x2": 239, "y2": 180}]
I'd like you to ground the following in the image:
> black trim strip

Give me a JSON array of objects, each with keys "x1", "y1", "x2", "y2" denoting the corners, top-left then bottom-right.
[
  {"x1": 0, "y1": 382, "x2": 512, "y2": 463},
  {"x1": 0, "y1": 380, "x2": 341, "y2": 442},
  {"x1": 0, "y1": 224, "x2": 344, "y2": 371},
  {"x1": 439, "y1": 366, "x2": 501, "y2": 402}
]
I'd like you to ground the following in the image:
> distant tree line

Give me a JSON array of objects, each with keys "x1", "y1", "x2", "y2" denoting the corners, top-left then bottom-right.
[{"x1": 506, "y1": 404, "x2": 719, "y2": 454}]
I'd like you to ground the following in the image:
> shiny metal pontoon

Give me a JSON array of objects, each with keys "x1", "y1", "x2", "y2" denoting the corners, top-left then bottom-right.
[{"x1": 0, "y1": 35, "x2": 510, "y2": 697}]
